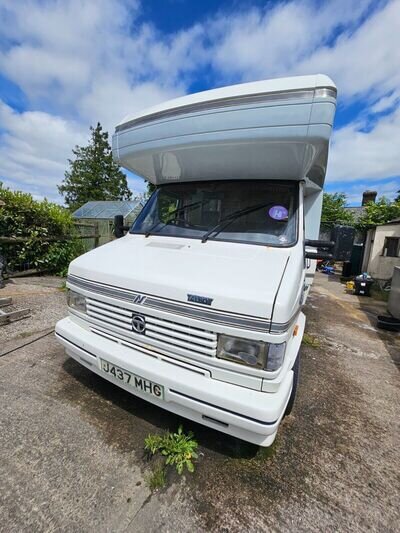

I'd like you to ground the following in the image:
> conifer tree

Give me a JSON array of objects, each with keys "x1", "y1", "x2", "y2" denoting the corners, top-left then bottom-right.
[{"x1": 58, "y1": 123, "x2": 131, "y2": 210}]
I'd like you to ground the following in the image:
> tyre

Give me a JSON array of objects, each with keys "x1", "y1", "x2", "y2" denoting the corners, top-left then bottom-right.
[{"x1": 284, "y1": 351, "x2": 300, "y2": 417}]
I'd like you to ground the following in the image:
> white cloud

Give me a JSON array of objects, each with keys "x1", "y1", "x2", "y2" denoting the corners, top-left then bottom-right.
[
  {"x1": 0, "y1": 0, "x2": 399, "y2": 202},
  {"x1": 370, "y1": 91, "x2": 400, "y2": 114},
  {"x1": 0, "y1": 101, "x2": 86, "y2": 201},
  {"x1": 328, "y1": 106, "x2": 400, "y2": 183},
  {"x1": 78, "y1": 78, "x2": 181, "y2": 132},
  {"x1": 206, "y1": 0, "x2": 400, "y2": 198},
  {"x1": 0, "y1": 0, "x2": 203, "y2": 123},
  {"x1": 340, "y1": 180, "x2": 400, "y2": 205},
  {"x1": 209, "y1": 1, "x2": 377, "y2": 86},
  {"x1": 296, "y1": 0, "x2": 400, "y2": 101},
  {"x1": 0, "y1": 0, "x2": 204, "y2": 199}
]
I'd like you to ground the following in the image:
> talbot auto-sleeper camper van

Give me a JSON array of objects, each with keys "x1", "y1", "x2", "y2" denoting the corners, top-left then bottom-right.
[{"x1": 56, "y1": 75, "x2": 337, "y2": 446}]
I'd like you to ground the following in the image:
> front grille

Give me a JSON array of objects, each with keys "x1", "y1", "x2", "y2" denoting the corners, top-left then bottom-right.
[{"x1": 86, "y1": 297, "x2": 217, "y2": 357}]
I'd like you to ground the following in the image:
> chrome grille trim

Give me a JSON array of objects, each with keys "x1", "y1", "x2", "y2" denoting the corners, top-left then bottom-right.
[
  {"x1": 85, "y1": 296, "x2": 217, "y2": 357},
  {"x1": 67, "y1": 275, "x2": 271, "y2": 332},
  {"x1": 144, "y1": 299, "x2": 270, "y2": 331}
]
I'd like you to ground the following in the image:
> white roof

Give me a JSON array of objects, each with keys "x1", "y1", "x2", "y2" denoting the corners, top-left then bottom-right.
[{"x1": 117, "y1": 74, "x2": 335, "y2": 128}]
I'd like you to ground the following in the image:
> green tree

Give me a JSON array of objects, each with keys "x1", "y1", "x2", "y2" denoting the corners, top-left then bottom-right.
[
  {"x1": 356, "y1": 197, "x2": 400, "y2": 230},
  {"x1": 395, "y1": 190, "x2": 400, "y2": 202},
  {"x1": 58, "y1": 123, "x2": 132, "y2": 210},
  {"x1": 321, "y1": 192, "x2": 355, "y2": 228},
  {"x1": 146, "y1": 181, "x2": 157, "y2": 197}
]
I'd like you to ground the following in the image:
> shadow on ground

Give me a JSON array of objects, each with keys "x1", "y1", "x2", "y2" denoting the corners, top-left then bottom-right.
[
  {"x1": 59, "y1": 329, "x2": 368, "y2": 530},
  {"x1": 61, "y1": 357, "x2": 260, "y2": 460}
]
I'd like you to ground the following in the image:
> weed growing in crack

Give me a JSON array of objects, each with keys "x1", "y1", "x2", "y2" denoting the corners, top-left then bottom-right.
[
  {"x1": 146, "y1": 464, "x2": 167, "y2": 491},
  {"x1": 302, "y1": 332, "x2": 321, "y2": 348},
  {"x1": 144, "y1": 425, "x2": 198, "y2": 477}
]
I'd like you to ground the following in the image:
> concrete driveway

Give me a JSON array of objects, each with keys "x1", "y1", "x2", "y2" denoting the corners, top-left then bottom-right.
[{"x1": 0, "y1": 274, "x2": 399, "y2": 532}]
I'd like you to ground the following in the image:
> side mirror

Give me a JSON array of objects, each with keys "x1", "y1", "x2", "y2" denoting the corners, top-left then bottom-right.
[
  {"x1": 304, "y1": 239, "x2": 334, "y2": 260},
  {"x1": 114, "y1": 215, "x2": 130, "y2": 238}
]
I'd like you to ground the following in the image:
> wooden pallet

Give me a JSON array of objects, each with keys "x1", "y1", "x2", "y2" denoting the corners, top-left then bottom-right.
[{"x1": 0, "y1": 297, "x2": 30, "y2": 326}]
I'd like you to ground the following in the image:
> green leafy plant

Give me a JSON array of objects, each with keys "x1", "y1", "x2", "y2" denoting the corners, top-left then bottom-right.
[
  {"x1": 144, "y1": 433, "x2": 164, "y2": 456},
  {"x1": 144, "y1": 426, "x2": 199, "y2": 475},
  {"x1": 356, "y1": 197, "x2": 400, "y2": 230},
  {"x1": 0, "y1": 182, "x2": 84, "y2": 275},
  {"x1": 321, "y1": 192, "x2": 355, "y2": 229}
]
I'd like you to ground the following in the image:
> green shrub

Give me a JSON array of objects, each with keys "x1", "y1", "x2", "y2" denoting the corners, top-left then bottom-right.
[{"x1": 0, "y1": 182, "x2": 84, "y2": 275}]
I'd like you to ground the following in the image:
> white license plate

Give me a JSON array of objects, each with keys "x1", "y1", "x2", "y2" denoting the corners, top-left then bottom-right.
[{"x1": 100, "y1": 359, "x2": 164, "y2": 400}]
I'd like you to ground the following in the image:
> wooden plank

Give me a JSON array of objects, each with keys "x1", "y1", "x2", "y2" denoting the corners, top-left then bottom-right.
[
  {"x1": 0, "y1": 297, "x2": 12, "y2": 307},
  {"x1": 73, "y1": 222, "x2": 96, "y2": 228},
  {"x1": 0, "y1": 308, "x2": 31, "y2": 325},
  {"x1": 8, "y1": 268, "x2": 47, "y2": 278}
]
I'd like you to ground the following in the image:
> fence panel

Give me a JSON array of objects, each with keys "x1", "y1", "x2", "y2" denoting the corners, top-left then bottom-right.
[{"x1": 73, "y1": 221, "x2": 99, "y2": 252}]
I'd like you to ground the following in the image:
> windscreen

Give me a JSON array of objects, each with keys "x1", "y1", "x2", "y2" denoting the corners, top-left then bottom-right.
[{"x1": 131, "y1": 180, "x2": 298, "y2": 246}]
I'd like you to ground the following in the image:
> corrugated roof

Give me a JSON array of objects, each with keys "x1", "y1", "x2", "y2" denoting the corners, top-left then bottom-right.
[{"x1": 73, "y1": 200, "x2": 142, "y2": 219}]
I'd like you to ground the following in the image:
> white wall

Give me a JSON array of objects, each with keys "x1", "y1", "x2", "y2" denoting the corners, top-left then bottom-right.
[{"x1": 366, "y1": 223, "x2": 400, "y2": 280}]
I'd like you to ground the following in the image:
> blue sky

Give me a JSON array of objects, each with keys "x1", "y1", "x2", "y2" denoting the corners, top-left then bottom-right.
[{"x1": 0, "y1": 0, "x2": 399, "y2": 206}]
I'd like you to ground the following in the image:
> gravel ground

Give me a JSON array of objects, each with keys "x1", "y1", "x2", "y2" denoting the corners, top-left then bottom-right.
[
  {"x1": 0, "y1": 277, "x2": 66, "y2": 346},
  {"x1": 0, "y1": 273, "x2": 399, "y2": 532}
]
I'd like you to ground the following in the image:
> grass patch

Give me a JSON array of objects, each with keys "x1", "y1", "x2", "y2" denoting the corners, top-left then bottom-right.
[
  {"x1": 146, "y1": 464, "x2": 167, "y2": 491},
  {"x1": 255, "y1": 438, "x2": 280, "y2": 461},
  {"x1": 302, "y1": 332, "x2": 320, "y2": 348},
  {"x1": 144, "y1": 425, "x2": 198, "y2": 477},
  {"x1": 58, "y1": 280, "x2": 67, "y2": 291},
  {"x1": 371, "y1": 287, "x2": 390, "y2": 302}
]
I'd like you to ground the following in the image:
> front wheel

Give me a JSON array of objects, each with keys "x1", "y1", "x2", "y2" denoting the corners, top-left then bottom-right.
[{"x1": 284, "y1": 351, "x2": 300, "y2": 417}]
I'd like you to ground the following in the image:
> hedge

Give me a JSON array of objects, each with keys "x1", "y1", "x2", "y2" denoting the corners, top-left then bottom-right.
[{"x1": 0, "y1": 183, "x2": 84, "y2": 276}]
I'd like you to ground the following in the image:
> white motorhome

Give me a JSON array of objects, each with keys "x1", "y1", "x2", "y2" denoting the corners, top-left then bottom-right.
[{"x1": 56, "y1": 75, "x2": 337, "y2": 446}]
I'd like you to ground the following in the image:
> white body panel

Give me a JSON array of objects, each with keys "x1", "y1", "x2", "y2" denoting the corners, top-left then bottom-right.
[
  {"x1": 69, "y1": 234, "x2": 291, "y2": 319},
  {"x1": 113, "y1": 74, "x2": 336, "y2": 186},
  {"x1": 56, "y1": 75, "x2": 336, "y2": 446}
]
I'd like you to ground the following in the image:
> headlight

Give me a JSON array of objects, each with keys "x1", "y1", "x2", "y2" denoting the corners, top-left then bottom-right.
[
  {"x1": 67, "y1": 290, "x2": 86, "y2": 313},
  {"x1": 217, "y1": 334, "x2": 285, "y2": 371}
]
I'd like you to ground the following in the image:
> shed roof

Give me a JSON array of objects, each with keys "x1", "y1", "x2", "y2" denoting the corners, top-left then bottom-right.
[
  {"x1": 344, "y1": 206, "x2": 366, "y2": 221},
  {"x1": 73, "y1": 200, "x2": 142, "y2": 219}
]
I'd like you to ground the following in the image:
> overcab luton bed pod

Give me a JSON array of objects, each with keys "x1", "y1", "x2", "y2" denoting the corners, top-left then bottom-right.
[{"x1": 112, "y1": 74, "x2": 336, "y2": 188}]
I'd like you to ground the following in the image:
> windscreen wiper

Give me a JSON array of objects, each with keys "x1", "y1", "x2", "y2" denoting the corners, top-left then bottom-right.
[
  {"x1": 201, "y1": 202, "x2": 272, "y2": 243},
  {"x1": 145, "y1": 200, "x2": 204, "y2": 237}
]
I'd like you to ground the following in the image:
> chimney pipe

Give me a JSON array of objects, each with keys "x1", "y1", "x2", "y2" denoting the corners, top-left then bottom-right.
[{"x1": 362, "y1": 190, "x2": 377, "y2": 206}]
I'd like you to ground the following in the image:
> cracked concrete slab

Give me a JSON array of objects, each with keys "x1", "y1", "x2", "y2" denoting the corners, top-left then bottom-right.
[{"x1": 0, "y1": 273, "x2": 399, "y2": 532}]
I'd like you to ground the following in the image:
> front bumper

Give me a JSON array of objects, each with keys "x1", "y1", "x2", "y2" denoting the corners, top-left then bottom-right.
[{"x1": 55, "y1": 316, "x2": 293, "y2": 446}]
